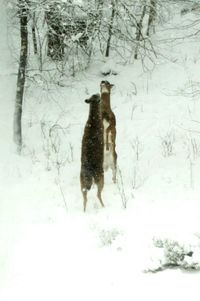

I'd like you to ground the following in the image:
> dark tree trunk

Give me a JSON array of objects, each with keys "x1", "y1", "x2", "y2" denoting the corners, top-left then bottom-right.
[
  {"x1": 32, "y1": 12, "x2": 38, "y2": 54},
  {"x1": 45, "y1": 6, "x2": 64, "y2": 61},
  {"x1": 134, "y1": 4, "x2": 147, "y2": 60},
  {"x1": 13, "y1": 0, "x2": 28, "y2": 152},
  {"x1": 105, "y1": 0, "x2": 116, "y2": 57},
  {"x1": 146, "y1": 0, "x2": 157, "y2": 36}
]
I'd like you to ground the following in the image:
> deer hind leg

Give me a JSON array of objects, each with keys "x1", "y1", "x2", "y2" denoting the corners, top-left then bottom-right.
[
  {"x1": 82, "y1": 189, "x2": 88, "y2": 212},
  {"x1": 112, "y1": 164, "x2": 117, "y2": 183},
  {"x1": 80, "y1": 172, "x2": 92, "y2": 212},
  {"x1": 95, "y1": 174, "x2": 105, "y2": 208}
]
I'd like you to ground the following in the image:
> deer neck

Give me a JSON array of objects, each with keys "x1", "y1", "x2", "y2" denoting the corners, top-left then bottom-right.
[{"x1": 101, "y1": 93, "x2": 111, "y2": 113}]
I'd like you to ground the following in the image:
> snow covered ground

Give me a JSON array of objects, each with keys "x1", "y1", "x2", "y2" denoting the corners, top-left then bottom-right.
[{"x1": 1, "y1": 2, "x2": 200, "y2": 301}]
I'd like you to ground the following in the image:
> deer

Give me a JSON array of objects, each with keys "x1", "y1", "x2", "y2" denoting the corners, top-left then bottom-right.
[
  {"x1": 100, "y1": 80, "x2": 117, "y2": 183},
  {"x1": 80, "y1": 93, "x2": 104, "y2": 212}
]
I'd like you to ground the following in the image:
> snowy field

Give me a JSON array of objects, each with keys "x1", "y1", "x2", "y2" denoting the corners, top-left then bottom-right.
[{"x1": 1, "y1": 1, "x2": 200, "y2": 300}]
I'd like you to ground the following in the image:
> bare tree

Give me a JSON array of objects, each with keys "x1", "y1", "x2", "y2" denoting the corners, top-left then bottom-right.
[
  {"x1": 45, "y1": 2, "x2": 65, "y2": 60},
  {"x1": 134, "y1": 3, "x2": 147, "y2": 59},
  {"x1": 13, "y1": 0, "x2": 29, "y2": 152},
  {"x1": 105, "y1": 0, "x2": 116, "y2": 57},
  {"x1": 146, "y1": 0, "x2": 157, "y2": 36},
  {"x1": 31, "y1": 11, "x2": 38, "y2": 54}
]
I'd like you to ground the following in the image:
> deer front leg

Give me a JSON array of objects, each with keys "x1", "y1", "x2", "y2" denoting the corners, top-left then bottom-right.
[
  {"x1": 112, "y1": 149, "x2": 117, "y2": 183},
  {"x1": 111, "y1": 129, "x2": 117, "y2": 183},
  {"x1": 106, "y1": 125, "x2": 112, "y2": 150},
  {"x1": 106, "y1": 130, "x2": 109, "y2": 150}
]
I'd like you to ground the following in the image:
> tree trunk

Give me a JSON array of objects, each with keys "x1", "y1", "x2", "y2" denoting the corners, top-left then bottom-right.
[
  {"x1": 146, "y1": 0, "x2": 157, "y2": 36},
  {"x1": 13, "y1": 0, "x2": 28, "y2": 152},
  {"x1": 105, "y1": 0, "x2": 116, "y2": 57},
  {"x1": 134, "y1": 4, "x2": 147, "y2": 60},
  {"x1": 32, "y1": 12, "x2": 38, "y2": 54}
]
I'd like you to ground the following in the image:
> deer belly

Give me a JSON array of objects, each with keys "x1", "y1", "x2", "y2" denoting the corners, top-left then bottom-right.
[{"x1": 103, "y1": 119, "x2": 113, "y2": 170}]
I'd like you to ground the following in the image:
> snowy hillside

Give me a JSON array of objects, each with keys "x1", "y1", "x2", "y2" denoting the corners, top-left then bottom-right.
[{"x1": 1, "y1": 1, "x2": 200, "y2": 300}]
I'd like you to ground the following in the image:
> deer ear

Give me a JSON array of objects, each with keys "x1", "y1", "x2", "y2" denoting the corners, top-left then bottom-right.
[{"x1": 110, "y1": 84, "x2": 114, "y2": 88}]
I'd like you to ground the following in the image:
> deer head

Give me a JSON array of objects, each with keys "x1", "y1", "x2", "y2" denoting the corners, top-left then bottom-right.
[{"x1": 100, "y1": 81, "x2": 114, "y2": 94}]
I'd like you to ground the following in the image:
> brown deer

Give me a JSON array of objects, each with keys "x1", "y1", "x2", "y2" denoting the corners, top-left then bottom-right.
[
  {"x1": 100, "y1": 80, "x2": 117, "y2": 183},
  {"x1": 80, "y1": 94, "x2": 104, "y2": 212}
]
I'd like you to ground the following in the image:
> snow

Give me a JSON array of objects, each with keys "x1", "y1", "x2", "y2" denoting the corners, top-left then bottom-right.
[{"x1": 1, "y1": 1, "x2": 200, "y2": 301}]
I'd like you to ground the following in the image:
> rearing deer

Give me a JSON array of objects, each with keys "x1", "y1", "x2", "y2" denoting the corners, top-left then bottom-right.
[
  {"x1": 80, "y1": 93, "x2": 104, "y2": 212},
  {"x1": 100, "y1": 80, "x2": 117, "y2": 183}
]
